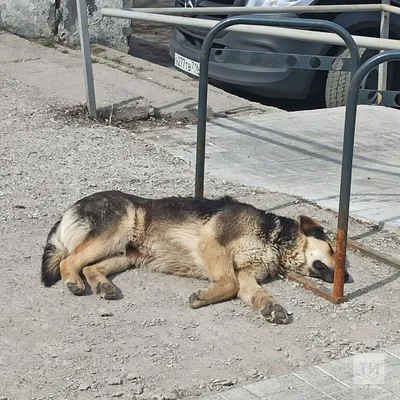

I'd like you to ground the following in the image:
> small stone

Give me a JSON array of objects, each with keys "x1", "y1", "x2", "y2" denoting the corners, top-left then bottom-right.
[
  {"x1": 131, "y1": 384, "x2": 144, "y2": 395},
  {"x1": 247, "y1": 369, "x2": 259, "y2": 377},
  {"x1": 111, "y1": 392, "x2": 124, "y2": 398},
  {"x1": 84, "y1": 346, "x2": 92, "y2": 352},
  {"x1": 126, "y1": 373, "x2": 138, "y2": 381},
  {"x1": 213, "y1": 378, "x2": 234, "y2": 387},
  {"x1": 108, "y1": 377, "x2": 122, "y2": 386},
  {"x1": 274, "y1": 347, "x2": 282, "y2": 351},
  {"x1": 365, "y1": 340, "x2": 379, "y2": 350},
  {"x1": 98, "y1": 308, "x2": 113, "y2": 317},
  {"x1": 78, "y1": 382, "x2": 91, "y2": 391},
  {"x1": 322, "y1": 348, "x2": 331, "y2": 353}
]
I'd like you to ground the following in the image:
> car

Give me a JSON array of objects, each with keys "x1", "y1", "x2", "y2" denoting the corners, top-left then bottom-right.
[{"x1": 169, "y1": 0, "x2": 400, "y2": 107}]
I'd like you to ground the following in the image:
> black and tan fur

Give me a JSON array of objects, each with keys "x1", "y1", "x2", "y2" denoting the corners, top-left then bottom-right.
[{"x1": 41, "y1": 191, "x2": 349, "y2": 324}]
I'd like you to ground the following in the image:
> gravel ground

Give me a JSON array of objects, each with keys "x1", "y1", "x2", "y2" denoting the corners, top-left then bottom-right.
[{"x1": 1, "y1": 75, "x2": 400, "y2": 400}]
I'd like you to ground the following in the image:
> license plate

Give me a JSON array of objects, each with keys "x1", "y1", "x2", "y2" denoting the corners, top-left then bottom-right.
[{"x1": 174, "y1": 53, "x2": 200, "y2": 77}]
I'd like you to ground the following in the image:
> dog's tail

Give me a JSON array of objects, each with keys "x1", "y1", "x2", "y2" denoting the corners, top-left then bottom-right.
[{"x1": 41, "y1": 220, "x2": 66, "y2": 287}]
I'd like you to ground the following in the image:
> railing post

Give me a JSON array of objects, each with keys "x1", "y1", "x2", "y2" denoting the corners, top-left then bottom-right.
[
  {"x1": 378, "y1": 0, "x2": 390, "y2": 91},
  {"x1": 334, "y1": 50, "x2": 400, "y2": 301},
  {"x1": 76, "y1": 0, "x2": 97, "y2": 118}
]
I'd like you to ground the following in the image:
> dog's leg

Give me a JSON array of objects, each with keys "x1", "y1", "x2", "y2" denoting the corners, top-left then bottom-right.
[
  {"x1": 60, "y1": 237, "x2": 115, "y2": 296},
  {"x1": 236, "y1": 270, "x2": 290, "y2": 324},
  {"x1": 188, "y1": 232, "x2": 239, "y2": 309},
  {"x1": 82, "y1": 256, "x2": 134, "y2": 300}
]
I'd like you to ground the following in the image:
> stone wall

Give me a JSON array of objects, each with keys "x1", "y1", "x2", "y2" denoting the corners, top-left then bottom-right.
[{"x1": 0, "y1": 0, "x2": 133, "y2": 53}]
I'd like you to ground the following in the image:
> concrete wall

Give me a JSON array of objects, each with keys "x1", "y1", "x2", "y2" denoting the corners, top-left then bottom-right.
[{"x1": 0, "y1": 0, "x2": 133, "y2": 53}]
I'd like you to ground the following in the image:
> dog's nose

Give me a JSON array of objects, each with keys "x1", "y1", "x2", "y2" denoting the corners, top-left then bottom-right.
[{"x1": 344, "y1": 271, "x2": 350, "y2": 282}]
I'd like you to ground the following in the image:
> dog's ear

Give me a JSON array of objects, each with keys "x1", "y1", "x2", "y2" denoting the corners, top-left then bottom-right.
[{"x1": 298, "y1": 216, "x2": 324, "y2": 237}]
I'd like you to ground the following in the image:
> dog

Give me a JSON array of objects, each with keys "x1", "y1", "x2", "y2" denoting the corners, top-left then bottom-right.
[{"x1": 41, "y1": 191, "x2": 349, "y2": 324}]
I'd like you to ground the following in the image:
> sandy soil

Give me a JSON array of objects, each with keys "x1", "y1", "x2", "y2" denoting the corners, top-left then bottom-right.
[{"x1": 1, "y1": 75, "x2": 400, "y2": 400}]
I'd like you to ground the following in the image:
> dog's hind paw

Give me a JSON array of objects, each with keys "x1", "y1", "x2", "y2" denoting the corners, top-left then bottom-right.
[
  {"x1": 261, "y1": 301, "x2": 290, "y2": 324},
  {"x1": 66, "y1": 281, "x2": 85, "y2": 296},
  {"x1": 99, "y1": 283, "x2": 117, "y2": 300}
]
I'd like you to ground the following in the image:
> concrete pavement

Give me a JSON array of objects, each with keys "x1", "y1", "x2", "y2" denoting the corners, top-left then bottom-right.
[
  {"x1": 200, "y1": 344, "x2": 400, "y2": 400},
  {"x1": 140, "y1": 105, "x2": 400, "y2": 232},
  {"x1": 0, "y1": 32, "x2": 281, "y2": 121}
]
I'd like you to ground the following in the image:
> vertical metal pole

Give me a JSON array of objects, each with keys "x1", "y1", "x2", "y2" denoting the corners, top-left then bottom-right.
[
  {"x1": 378, "y1": 0, "x2": 390, "y2": 91},
  {"x1": 195, "y1": 50, "x2": 209, "y2": 199},
  {"x1": 333, "y1": 51, "x2": 400, "y2": 301},
  {"x1": 76, "y1": 0, "x2": 97, "y2": 118},
  {"x1": 333, "y1": 87, "x2": 358, "y2": 300}
]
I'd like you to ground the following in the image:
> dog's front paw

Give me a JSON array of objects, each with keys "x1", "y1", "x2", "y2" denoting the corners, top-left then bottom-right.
[
  {"x1": 261, "y1": 301, "x2": 290, "y2": 324},
  {"x1": 188, "y1": 290, "x2": 203, "y2": 309}
]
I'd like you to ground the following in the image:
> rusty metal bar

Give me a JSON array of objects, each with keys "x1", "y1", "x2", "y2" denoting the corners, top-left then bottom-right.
[
  {"x1": 333, "y1": 50, "x2": 400, "y2": 302},
  {"x1": 286, "y1": 272, "x2": 345, "y2": 304},
  {"x1": 287, "y1": 235, "x2": 400, "y2": 304},
  {"x1": 347, "y1": 240, "x2": 400, "y2": 271}
]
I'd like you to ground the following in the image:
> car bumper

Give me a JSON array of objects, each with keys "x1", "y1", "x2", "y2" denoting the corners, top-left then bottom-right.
[{"x1": 169, "y1": 24, "x2": 324, "y2": 99}]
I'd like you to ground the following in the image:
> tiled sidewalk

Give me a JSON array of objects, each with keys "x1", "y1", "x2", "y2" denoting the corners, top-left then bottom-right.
[
  {"x1": 200, "y1": 344, "x2": 400, "y2": 400},
  {"x1": 140, "y1": 105, "x2": 400, "y2": 232}
]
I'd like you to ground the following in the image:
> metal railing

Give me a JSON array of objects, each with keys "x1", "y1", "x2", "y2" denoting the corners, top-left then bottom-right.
[
  {"x1": 99, "y1": 8, "x2": 400, "y2": 52},
  {"x1": 193, "y1": 15, "x2": 360, "y2": 200},
  {"x1": 334, "y1": 50, "x2": 400, "y2": 301},
  {"x1": 122, "y1": 4, "x2": 400, "y2": 16}
]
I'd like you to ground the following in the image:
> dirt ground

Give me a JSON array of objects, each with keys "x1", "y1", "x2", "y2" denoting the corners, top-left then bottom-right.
[{"x1": 1, "y1": 75, "x2": 400, "y2": 400}]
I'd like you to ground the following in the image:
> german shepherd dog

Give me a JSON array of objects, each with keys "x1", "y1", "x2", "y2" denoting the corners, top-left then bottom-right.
[{"x1": 41, "y1": 191, "x2": 349, "y2": 324}]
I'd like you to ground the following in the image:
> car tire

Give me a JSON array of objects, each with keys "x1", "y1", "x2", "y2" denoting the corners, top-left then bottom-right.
[{"x1": 325, "y1": 47, "x2": 371, "y2": 108}]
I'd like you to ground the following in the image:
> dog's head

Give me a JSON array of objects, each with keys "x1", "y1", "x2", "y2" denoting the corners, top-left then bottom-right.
[{"x1": 297, "y1": 216, "x2": 350, "y2": 284}]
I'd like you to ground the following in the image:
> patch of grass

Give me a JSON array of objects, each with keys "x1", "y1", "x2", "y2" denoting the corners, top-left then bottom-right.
[
  {"x1": 111, "y1": 56, "x2": 124, "y2": 65},
  {"x1": 92, "y1": 47, "x2": 107, "y2": 55},
  {"x1": 36, "y1": 37, "x2": 56, "y2": 48}
]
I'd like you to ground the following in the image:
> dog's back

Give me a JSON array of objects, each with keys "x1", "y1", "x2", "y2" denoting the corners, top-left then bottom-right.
[{"x1": 41, "y1": 191, "x2": 256, "y2": 285}]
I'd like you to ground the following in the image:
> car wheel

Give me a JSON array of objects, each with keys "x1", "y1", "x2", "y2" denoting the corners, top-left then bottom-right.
[{"x1": 325, "y1": 47, "x2": 377, "y2": 108}]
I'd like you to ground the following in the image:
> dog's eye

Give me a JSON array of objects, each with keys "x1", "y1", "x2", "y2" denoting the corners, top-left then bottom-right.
[{"x1": 313, "y1": 260, "x2": 326, "y2": 270}]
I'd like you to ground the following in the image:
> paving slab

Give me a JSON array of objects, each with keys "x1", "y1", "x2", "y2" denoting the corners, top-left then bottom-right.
[
  {"x1": 200, "y1": 344, "x2": 400, "y2": 400},
  {"x1": 0, "y1": 31, "x2": 281, "y2": 120},
  {"x1": 139, "y1": 105, "x2": 400, "y2": 232}
]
